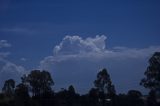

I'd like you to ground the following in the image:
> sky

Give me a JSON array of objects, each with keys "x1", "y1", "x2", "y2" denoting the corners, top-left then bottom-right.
[{"x1": 0, "y1": 0, "x2": 160, "y2": 94}]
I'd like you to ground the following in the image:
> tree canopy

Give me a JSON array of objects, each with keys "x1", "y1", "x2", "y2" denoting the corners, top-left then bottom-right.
[
  {"x1": 23, "y1": 70, "x2": 54, "y2": 96},
  {"x1": 2, "y1": 79, "x2": 15, "y2": 96},
  {"x1": 94, "y1": 68, "x2": 116, "y2": 95},
  {"x1": 140, "y1": 52, "x2": 160, "y2": 91}
]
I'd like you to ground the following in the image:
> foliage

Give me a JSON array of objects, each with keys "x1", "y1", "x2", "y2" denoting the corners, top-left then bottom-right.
[
  {"x1": 2, "y1": 79, "x2": 15, "y2": 97},
  {"x1": 14, "y1": 83, "x2": 30, "y2": 106},
  {"x1": 94, "y1": 68, "x2": 116, "y2": 95},
  {"x1": 68, "y1": 85, "x2": 75, "y2": 94},
  {"x1": 24, "y1": 70, "x2": 54, "y2": 96},
  {"x1": 140, "y1": 52, "x2": 160, "y2": 91}
]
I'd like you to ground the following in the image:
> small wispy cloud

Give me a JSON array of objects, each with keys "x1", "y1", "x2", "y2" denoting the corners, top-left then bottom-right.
[
  {"x1": 0, "y1": 40, "x2": 11, "y2": 59},
  {"x1": 0, "y1": 40, "x2": 11, "y2": 48},
  {"x1": 0, "y1": 52, "x2": 10, "y2": 59},
  {"x1": 0, "y1": 27, "x2": 37, "y2": 35},
  {"x1": 20, "y1": 57, "x2": 27, "y2": 61}
]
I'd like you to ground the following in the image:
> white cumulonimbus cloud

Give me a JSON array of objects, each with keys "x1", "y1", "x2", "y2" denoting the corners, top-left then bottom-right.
[
  {"x1": 54, "y1": 35, "x2": 107, "y2": 55},
  {"x1": 39, "y1": 35, "x2": 160, "y2": 93},
  {"x1": 40, "y1": 35, "x2": 160, "y2": 66}
]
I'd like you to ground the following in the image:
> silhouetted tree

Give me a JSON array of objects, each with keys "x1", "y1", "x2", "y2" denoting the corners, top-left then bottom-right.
[
  {"x1": 68, "y1": 85, "x2": 75, "y2": 94},
  {"x1": 140, "y1": 52, "x2": 160, "y2": 91},
  {"x1": 140, "y1": 52, "x2": 160, "y2": 106},
  {"x1": 55, "y1": 88, "x2": 68, "y2": 106},
  {"x1": 147, "y1": 90, "x2": 157, "y2": 106},
  {"x1": 15, "y1": 83, "x2": 30, "y2": 106},
  {"x1": 24, "y1": 70, "x2": 54, "y2": 97},
  {"x1": 94, "y1": 68, "x2": 116, "y2": 106},
  {"x1": 21, "y1": 74, "x2": 28, "y2": 85},
  {"x1": 2, "y1": 79, "x2": 15, "y2": 97},
  {"x1": 117, "y1": 93, "x2": 128, "y2": 106},
  {"x1": 127, "y1": 90, "x2": 142, "y2": 99},
  {"x1": 88, "y1": 88, "x2": 99, "y2": 106},
  {"x1": 94, "y1": 68, "x2": 115, "y2": 94},
  {"x1": 67, "y1": 85, "x2": 75, "y2": 106},
  {"x1": 127, "y1": 90, "x2": 144, "y2": 106}
]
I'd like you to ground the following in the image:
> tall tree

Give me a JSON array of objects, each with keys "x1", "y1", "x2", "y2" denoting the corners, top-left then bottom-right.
[
  {"x1": 140, "y1": 52, "x2": 160, "y2": 91},
  {"x1": 88, "y1": 88, "x2": 99, "y2": 106},
  {"x1": 94, "y1": 68, "x2": 116, "y2": 106},
  {"x1": 127, "y1": 90, "x2": 143, "y2": 106},
  {"x1": 15, "y1": 83, "x2": 30, "y2": 106},
  {"x1": 94, "y1": 68, "x2": 115, "y2": 95},
  {"x1": 2, "y1": 79, "x2": 15, "y2": 96},
  {"x1": 67, "y1": 85, "x2": 76, "y2": 106},
  {"x1": 68, "y1": 85, "x2": 75, "y2": 94},
  {"x1": 24, "y1": 70, "x2": 54, "y2": 96},
  {"x1": 15, "y1": 83, "x2": 29, "y2": 99}
]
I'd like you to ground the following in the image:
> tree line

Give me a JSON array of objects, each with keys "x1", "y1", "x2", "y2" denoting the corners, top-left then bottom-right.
[{"x1": 0, "y1": 52, "x2": 160, "y2": 106}]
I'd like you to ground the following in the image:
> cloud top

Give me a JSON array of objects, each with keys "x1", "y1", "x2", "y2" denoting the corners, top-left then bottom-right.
[
  {"x1": 40, "y1": 35, "x2": 160, "y2": 66},
  {"x1": 54, "y1": 35, "x2": 107, "y2": 55}
]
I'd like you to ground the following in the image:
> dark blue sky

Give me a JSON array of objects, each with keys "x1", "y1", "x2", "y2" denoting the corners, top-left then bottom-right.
[{"x1": 0, "y1": 0, "x2": 160, "y2": 93}]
